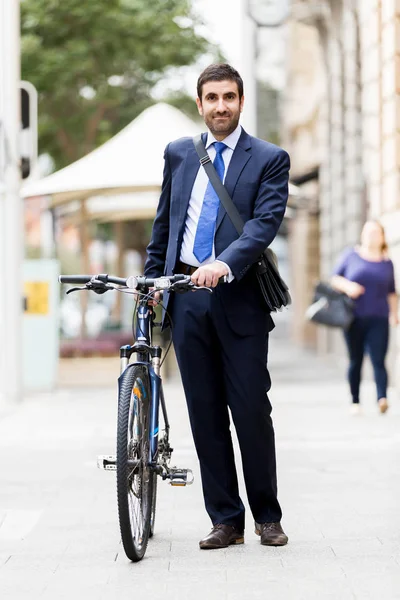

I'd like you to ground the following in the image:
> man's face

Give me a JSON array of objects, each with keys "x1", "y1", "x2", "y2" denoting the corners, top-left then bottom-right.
[{"x1": 196, "y1": 80, "x2": 244, "y2": 139}]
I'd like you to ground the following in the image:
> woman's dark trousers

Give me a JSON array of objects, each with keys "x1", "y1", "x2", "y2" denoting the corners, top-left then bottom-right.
[{"x1": 344, "y1": 316, "x2": 389, "y2": 403}]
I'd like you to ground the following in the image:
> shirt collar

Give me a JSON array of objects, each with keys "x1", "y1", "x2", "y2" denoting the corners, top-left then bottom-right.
[{"x1": 206, "y1": 124, "x2": 242, "y2": 151}]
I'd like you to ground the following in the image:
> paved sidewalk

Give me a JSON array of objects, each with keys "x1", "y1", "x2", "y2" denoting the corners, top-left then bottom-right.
[{"x1": 0, "y1": 324, "x2": 400, "y2": 599}]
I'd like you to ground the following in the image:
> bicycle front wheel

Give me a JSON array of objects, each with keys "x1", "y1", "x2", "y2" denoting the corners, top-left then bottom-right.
[{"x1": 116, "y1": 365, "x2": 153, "y2": 561}]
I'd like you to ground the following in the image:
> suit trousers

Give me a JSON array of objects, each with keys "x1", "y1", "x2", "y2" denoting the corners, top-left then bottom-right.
[{"x1": 170, "y1": 285, "x2": 282, "y2": 530}]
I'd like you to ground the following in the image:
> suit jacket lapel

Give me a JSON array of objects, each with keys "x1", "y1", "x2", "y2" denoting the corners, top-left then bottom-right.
[{"x1": 216, "y1": 129, "x2": 252, "y2": 232}]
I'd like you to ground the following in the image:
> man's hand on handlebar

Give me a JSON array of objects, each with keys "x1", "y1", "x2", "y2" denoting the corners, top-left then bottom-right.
[{"x1": 191, "y1": 262, "x2": 229, "y2": 288}]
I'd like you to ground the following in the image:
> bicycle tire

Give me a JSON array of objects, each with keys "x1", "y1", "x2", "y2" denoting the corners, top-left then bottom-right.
[
  {"x1": 149, "y1": 471, "x2": 157, "y2": 538},
  {"x1": 116, "y1": 364, "x2": 153, "y2": 561}
]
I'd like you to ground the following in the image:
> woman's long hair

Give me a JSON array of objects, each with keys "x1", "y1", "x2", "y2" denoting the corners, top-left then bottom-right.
[
  {"x1": 369, "y1": 220, "x2": 388, "y2": 253},
  {"x1": 377, "y1": 221, "x2": 388, "y2": 253}
]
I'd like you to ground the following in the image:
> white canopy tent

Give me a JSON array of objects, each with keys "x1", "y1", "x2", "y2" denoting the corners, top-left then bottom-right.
[{"x1": 22, "y1": 103, "x2": 203, "y2": 218}]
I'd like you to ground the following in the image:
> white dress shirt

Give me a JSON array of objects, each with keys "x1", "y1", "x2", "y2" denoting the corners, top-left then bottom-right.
[{"x1": 180, "y1": 124, "x2": 242, "y2": 279}]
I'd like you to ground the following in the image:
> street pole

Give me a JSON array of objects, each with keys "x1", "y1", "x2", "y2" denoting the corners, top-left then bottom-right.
[
  {"x1": 239, "y1": 0, "x2": 257, "y2": 135},
  {"x1": 0, "y1": 0, "x2": 23, "y2": 406},
  {"x1": 243, "y1": 0, "x2": 291, "y2": 137}
]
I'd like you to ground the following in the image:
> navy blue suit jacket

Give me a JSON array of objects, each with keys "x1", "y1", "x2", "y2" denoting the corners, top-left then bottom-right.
[{"x1": 144, "y1": 128, "x2": 290, "y2": 334}]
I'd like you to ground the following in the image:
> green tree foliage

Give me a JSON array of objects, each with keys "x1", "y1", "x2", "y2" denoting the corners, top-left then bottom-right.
[{"x1": 21, "y1": 0, "x2": 212, "y2": 169}]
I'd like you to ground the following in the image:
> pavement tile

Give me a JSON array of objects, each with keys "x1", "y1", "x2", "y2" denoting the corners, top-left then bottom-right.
[
  {"x1": 338, "y1": 555, "x2": 399, "y2": 575},
  {"x1": 226, "y1": 583, "x2": 289, "y2": 600},
  {"x1": 168, "y1": 554, "x2": 228, "y2": 572},
  {"x1": 349, "y1": 573, "x2": 400, "y2": 599},
  {"x1": 377, "y1": 538, "x2": 400, "y2": 554},
  {"x1": 108, "y1": 566, "x2": 168, "y2": 584},
  {"x1": 49, "y1": 565, "x2": 111, "y2": 584},
  {"x1": 101, "y1": 584, "x2": 167, "y2": 600},
  {"x1": 226, "y1": 566, "x2": 284, "y2": 582},
  {"x1": 165, "y1": 568, "x2": 226, "y2": 583},
  {"x1": 110, "y1": 556, "x2": 170, "y2": 574},
  {"x1": 285, "y1": 581, "x2": 356, "y2": 600},
  {"x1": 56, "y1": 551, "x2": 119, "y2": 569},
  {"x1": 1, "y1": 552, "x2": 64, "y2": 572},
  {"x1": 165, "y1": 582, "x2": 227, "y2": 600},
  {"x1": 279, "y1": 559, "x2": 345, "y2": 578},
  {"x1": 169, "y1": 540, "x2": 206, "y2": 558},
  {"x1": 223, "y1": 548, "x2": 284, "y2": 569},
  {"x1": 0, "y1": 568, "x2": 48, "y2": 595},
  {"x1": 330, "y1": 537, "x2": 386, "y2": 558},
  {"x1": 276, "y1": 541, "x2": 336, "y2": 561},
  {"x1": 0, "y1": 553, "x2": 11, "y2": 567},
  {"x1": 41, "y1": 582, "x2": 108, "y2": 600},
  {"x1": 0, "y1": 591, "x2": 44, "y2": 600}
]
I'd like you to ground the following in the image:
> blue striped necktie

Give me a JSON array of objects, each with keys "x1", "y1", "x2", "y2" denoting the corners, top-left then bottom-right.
[{"x1": 193, "y1": 141, "x2": 227, "y2": 263}]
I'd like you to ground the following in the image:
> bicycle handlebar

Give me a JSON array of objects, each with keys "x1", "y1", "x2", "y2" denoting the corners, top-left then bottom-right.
[
  {"x1": 58, "y1": 273, "x2": 197, "y2": 292},
  {"x1": 59, "y1": 274, "x2": 128, "y2": 286},
  {"x1": 126, "y1": 274, "x2": 190, "y2": 291}
]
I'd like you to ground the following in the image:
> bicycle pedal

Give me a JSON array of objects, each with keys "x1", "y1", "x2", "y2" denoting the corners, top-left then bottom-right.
[
  {"x1": 167, "y1": 468, "x2": 194, "y2": 486},
  {"x1": 97, "y1": 455, "x2": 116, "y2": 471}
]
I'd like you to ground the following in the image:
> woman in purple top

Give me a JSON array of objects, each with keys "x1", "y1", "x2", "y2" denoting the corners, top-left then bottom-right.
[{"x1": 331, "y1": 221, "x2": 398, "y2": 415}]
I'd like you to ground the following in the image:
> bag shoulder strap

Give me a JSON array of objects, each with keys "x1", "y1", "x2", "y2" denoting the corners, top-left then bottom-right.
[{"x1": 193, "y1": 134, "x2": 244, "y2": 235}]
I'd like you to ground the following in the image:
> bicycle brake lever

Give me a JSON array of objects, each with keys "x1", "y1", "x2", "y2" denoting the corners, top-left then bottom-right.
[
  {"x1": 191, "y1": 285, "x2": 213, "y2": 293},
  {"x1": 65, "y1": 281, "x2": 111, "y2": 295},
  {"x1": 66, "y1": 286, "x2": 87, "y2": 294}
]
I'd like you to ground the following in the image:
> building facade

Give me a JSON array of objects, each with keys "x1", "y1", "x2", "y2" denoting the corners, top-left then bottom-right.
[{"x1": 283, "y1": 0, "x2": 400, "y2": 386}]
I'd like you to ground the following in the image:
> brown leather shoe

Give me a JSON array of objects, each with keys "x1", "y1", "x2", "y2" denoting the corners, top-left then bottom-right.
[
  {"x1": 199, "y1": 524, "x2": 244, "y2": 549},
  {"x1": 254, "y1": 522, "x2": 288, "y2": 546}
]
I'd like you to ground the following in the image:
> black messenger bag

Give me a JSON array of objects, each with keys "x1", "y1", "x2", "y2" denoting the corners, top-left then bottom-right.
[{"x1": 193, "y1": 134, "x2": 291, "y2": 312}]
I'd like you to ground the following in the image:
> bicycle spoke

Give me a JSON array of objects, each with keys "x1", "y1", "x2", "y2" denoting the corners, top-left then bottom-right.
[{"x1": 129, "y1": 493, "x2": 143, "y2": 542}]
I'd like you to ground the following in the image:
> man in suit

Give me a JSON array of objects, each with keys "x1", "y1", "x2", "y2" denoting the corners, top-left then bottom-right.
[{"x1": 145, "y1": 64, "x2": 290, "y2": 549}]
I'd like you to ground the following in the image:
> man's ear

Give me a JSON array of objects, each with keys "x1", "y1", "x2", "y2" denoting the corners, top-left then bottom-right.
[
  {"x1": 196, "y1": 97, "x2": 203, "y2": 116},
  {"x1": 240, "y1": 95, "x2": 245, "y2": 113}
]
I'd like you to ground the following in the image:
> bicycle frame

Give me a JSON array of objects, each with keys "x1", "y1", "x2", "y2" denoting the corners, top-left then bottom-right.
[{"x1": 118, "y1": 297, "x2": 169, "y2": 470}]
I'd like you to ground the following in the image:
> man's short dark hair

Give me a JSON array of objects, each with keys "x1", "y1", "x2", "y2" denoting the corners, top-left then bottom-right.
[{"x1": 197, "y1": 64, "x2": 244, "y2": 100}]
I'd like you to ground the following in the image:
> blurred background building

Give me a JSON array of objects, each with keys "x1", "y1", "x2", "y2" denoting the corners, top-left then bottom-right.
[{"x1": 281, "y1": 0, "x2": 400, "y2": 387}]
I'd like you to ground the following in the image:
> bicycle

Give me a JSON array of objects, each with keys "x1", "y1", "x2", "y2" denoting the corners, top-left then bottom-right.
[{"x1": 59, "y1": 272, "x2": 212, "y2": 561}]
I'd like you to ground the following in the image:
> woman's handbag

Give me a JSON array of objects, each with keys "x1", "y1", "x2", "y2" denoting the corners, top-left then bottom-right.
[
  {"x1": 193, "y1": 135, "x2": 291, "y2": 313},
  {"x1": 305, "y1": 281, "x2": 354, "y2": 329}
]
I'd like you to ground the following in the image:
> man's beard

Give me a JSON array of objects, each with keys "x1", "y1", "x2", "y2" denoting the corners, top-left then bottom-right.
[{"x1": 204, "y1": 112, "x2": 240, "y2": 137}]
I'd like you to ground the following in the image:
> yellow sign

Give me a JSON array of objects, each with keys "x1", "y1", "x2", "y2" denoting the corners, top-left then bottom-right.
[{"x1": 24, "y1": 281, "x2": 49, "y2": 315}]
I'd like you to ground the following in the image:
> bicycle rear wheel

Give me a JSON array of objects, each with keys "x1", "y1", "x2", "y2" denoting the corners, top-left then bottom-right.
[
  {"x1": 116, "y1": 364, "x2": 153, "y2": 561},
  {"x1": 149, "y1": 471, "x2": 157, "y2": 538}
]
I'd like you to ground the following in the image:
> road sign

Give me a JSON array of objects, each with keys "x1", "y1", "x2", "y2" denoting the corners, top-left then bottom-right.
[
  {"x1": 23, "y1": 281, "x2": 49, "y2": 315},
  {"x1": 20, "y1": 80, "x2": 38, "y2": 179}
]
